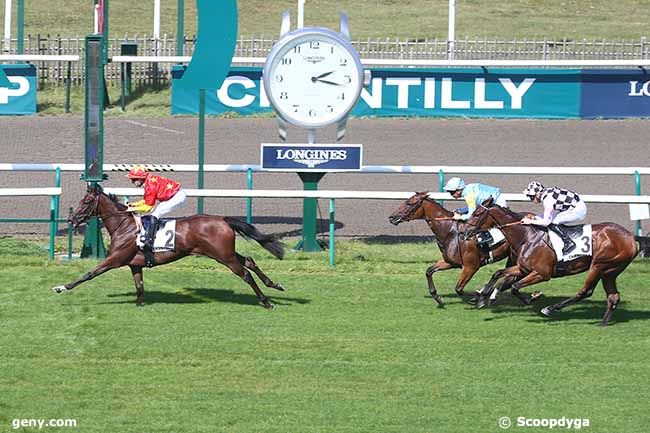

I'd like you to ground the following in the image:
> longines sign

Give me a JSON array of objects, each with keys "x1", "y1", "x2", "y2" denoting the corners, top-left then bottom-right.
[{"x1": 261, "y1": 144, "x2": 363, "y2": 172}]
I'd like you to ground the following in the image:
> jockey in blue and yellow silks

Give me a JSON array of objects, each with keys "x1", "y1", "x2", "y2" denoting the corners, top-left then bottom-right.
[{"x1": 443, "y1": 177, "x2": 508, "y2": 221}]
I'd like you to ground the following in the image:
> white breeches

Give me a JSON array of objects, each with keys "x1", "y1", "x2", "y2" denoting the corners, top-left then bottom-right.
[
  {"x1": 150, "y1": 189, "x2": 187, "y2": 218},
  {"x1": 495, "y1": 195, "x2": 508, "y2": 208},
  {"x1": 551, "y1": 200, "x2": 587, "y2": 225}
]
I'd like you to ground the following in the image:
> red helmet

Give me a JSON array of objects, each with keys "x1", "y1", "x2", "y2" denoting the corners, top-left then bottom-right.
[{"x1": 126, "y1": 165, "x2": 148, "y2": 179}]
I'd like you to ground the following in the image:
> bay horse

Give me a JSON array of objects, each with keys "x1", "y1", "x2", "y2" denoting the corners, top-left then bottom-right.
[
  {"x1": 52, "y1": 184, "x2": 285, "y2": 309},
  {"x1": 464, "y1": 197, "x2": 639, "y2": 326},
  {"x1": 388, "y1": 192, "x2": 515, "y2": 305}
]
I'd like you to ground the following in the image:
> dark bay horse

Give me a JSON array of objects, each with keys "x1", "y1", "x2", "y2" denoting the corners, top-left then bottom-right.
[
  {"x1": 52, "y1": 184, "x2": 285, "y2": 309},
  {"x1": 464, "y1": 198, "x2": 639, "y2": 325},
  {"x1": 389, "y1": 192, "x2": 515, "y2": 305}
]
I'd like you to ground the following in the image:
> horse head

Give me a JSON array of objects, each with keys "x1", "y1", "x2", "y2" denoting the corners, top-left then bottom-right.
[
  {"x1": 69, "y1": 184, "x2": 104, "y2": 228},
  {"x1": 389, "y1": 192, "x2": 430, "y2": 225}
]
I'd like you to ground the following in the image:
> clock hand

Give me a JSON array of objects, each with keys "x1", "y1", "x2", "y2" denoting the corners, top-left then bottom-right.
[
  {"x1": 311, "y1": 71, "x2": 335, "y2": 82},
  {"x1": 315, "y1": 79, "x2": 342, "y2": 86},
  {"x1": 315, "y1": 71, "x2": 335, "y2": 79}
]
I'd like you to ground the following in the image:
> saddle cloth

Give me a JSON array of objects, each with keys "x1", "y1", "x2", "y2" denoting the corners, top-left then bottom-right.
[
  {"x1": 548, "y1": 224, "x2": 592, "y2": 262},
  {"x1": 136, "y1": 219, "x2": 177, "y2": 252}
]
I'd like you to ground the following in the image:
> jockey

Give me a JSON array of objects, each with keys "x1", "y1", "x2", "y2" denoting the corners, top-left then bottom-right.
[
  {"x1": 443, "y1": 177, "x2": 508, "y2": 221},
  {"x1": 521, "y1": 181, "x2": 587, "y2": 254},
  {"x1": 125, "y1": 165, "x2": 187, "y2": 265}
]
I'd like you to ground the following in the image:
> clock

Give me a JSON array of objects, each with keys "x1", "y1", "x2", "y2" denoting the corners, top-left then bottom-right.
[{"x1": 263, "y1": 26, "x2": 364, "y2": 130}]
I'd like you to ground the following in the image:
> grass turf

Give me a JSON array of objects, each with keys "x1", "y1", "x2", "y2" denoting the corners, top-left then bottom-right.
[{"x1": 0, "y1": 237, "x2": 649, "y2": 432}]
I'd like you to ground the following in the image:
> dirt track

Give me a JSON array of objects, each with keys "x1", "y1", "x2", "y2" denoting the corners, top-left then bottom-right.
[{"x1": 1, "y1": 116, "x2": 649, "y2": 239}]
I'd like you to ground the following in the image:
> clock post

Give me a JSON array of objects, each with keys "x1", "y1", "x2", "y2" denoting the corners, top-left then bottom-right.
[
  {"x1": 297, "y1": 129, "x2": 326, "y2": 252},
  {"x1": 262, "y1": 11, "x2": 368, "y2": 252}
]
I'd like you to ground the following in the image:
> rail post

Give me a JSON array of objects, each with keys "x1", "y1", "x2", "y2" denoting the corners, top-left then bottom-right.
[
  {"x1": 329, "y1": 199, "x2": 335, "y2": 266},
  {"x1": 48, "y1": 194, "x2": 57, "y2": 261},
  {"x1": 438, "y1": 169, "x2": 445, "y2": 204},
  {"x1": 246, "y1": 167, "x2": 253, "y2": 224},
  {"x1": 634, "y1": 170, "x2": 643, "y2": 236},
  {"x1": 67, "y1": 207, "x2": 73, "y2": 260}
]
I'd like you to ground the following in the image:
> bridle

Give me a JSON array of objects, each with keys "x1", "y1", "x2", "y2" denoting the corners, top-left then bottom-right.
[
  {"x1": 462, "y1": 203, "x2": 524, "y2": 240},
  {"x1": 72, "y1": 191, "x2": 134, "y2": 229}
]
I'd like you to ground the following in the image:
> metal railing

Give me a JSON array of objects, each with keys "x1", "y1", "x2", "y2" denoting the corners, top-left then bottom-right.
[
  {"x1": 1, "y1": 163, "x2": 649, "y2": 264},
  {"x1": 2, "y1": 34, "x2": 649, "y2": 86}
]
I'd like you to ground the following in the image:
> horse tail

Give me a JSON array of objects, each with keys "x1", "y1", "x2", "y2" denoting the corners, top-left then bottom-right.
[{"x1": 224, "y1": 217, "x2": 285, "y2": 260}]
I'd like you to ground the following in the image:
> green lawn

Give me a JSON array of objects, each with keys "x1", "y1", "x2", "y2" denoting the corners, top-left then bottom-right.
[
  {"x1": 2, "y1": 0, "x2": 648, "y2": 40},
  {"x1": 0, "y1": 237, "x2": 649, "y2": 433}
]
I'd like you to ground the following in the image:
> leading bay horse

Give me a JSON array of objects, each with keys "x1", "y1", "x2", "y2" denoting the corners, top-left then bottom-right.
[
  {"x1": 389, "y1": 192, "x2": 516, "y2": 305},
  {"x1": 52, "y1": 184, "x2": 285, "y2": 309},
  {"x1": 464, "y1": 197, "x2": 639, "y2": 325}
]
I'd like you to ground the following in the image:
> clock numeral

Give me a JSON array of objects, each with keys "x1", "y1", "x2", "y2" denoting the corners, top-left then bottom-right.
[
  {"x1": 340, "y1": 58, "x2": 348, "y2": 66},
  {"x1": 310, "y1": 41, "x2": 320, "y2": 49},
  {"x1": 344, "y1": 75, "x2": 352, "y2": 84},
  {"x1": 338, "y1": 93, "x2": 346, "y2": 101},
  {"x1": 280, "y1": 92, "x2": 288, "y2": 100},
  {"x1": 309, "y1": 109, "x2": 317, "y2": 117},
  {"x1": 293, "y1": 46, "x2": 301, "y2": 54},
  {"x1": 292, "y1": 105, "x2": 300, "y2": 113},
  {"x1": 275, "y1": 74, "x2": 284, "y2": 83},
  {"x1": 327, "y1": 105, "x2": 334, "y2": 113},
  {"x1": 281, "y1": 57, "x2": 292, "y2": 65},
  {"x1": 330, "y1": 46, "x2": 335, "y2": 54}
]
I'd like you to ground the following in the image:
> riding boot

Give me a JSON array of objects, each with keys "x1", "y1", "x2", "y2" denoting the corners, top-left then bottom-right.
[
  {"x1": 549, "y1": 224, "x2": 575, "y2": 254},
  {"x1": 142, "y1": 216, "x2": 158, "y2": 267}
]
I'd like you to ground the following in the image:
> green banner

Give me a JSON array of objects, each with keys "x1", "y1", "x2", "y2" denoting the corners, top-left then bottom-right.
[{"x1": 172, "y1": 67, "x2": 582, "y2": 119}]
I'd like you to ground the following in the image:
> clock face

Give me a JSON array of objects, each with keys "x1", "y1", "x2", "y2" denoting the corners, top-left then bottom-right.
[{"x1": 263, "y1": 28, "x2": 363, "y2": 128}]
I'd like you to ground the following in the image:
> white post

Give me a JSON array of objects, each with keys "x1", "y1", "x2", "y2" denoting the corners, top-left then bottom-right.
[
  {"x1": 153, "y1": 0, "x2": 161, "y2": 55},
  {"x1": 447, "y1": 0, "x2": 456, "y2": 60},
  {"x1": 93, "y1": 4, "x2": 100, "y2": 34},
  {"x1": 297, "y1": 0, "x2": 305, "y2": 29},
  {"x1": 4, "y1": 0, "x2": 12, "y2": 52}
]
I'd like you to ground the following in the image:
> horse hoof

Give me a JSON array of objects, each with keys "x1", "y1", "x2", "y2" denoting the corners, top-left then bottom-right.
[
  {"x1": 476, "y1": 298, "x2": 488, "y2": 309},
  {"x1": 274, "y1": 283, "x2": 285, "y2": 292},
  {"x1": 263, "y1": 302, "x2": 275, "y2": 310},
  {"x1": 52, "y1": 285, "x2": 68, "y2": 294},
  {"x1": 433, "y1": 295, "x2": 445, "y2": 306},
  {"x1": 136, "y1": 302, "x2": 145, "y2": 308},
  {"x1": 531, "y1": 291, "x2": 543, "y2": 302},
  {"x1": 540, "y1": 306, "x2": 553, "y2": 317},
  {"x1": 468, "y1": 296, "x2": 478, "y2": 305}
]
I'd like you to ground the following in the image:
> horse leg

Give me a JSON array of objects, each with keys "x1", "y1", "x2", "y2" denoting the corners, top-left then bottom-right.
[
  {"x1": 454, "y1": 265, "x2": 480, "y2": 297},
  {"x1": 52, "y1": 255, "x2": 124, "y2": 293},
  {"x1": 476, "y1": 265, "x2": 523, "y2": 309},
  {"x1": 425, "y1": 260, "x2": 453, "y2": 306},
  {"x1": 129, "y1": 265, "x2": 145, "y2": 307},
  {"x1": 237, "y1": 253, "x2": 284, "y2": 292},
  {"x1": 599, "y1": 267, "x2": 626, "y2": 326},
  {"x1": 540, "y1": 267, "x2": 602, "y2": 318},
  {"x1": 509, "y1": 271, "x2": 549, "y2": 305},
  {"x1": 222, "y1": 257, "x2": 274, "y2": 309}
]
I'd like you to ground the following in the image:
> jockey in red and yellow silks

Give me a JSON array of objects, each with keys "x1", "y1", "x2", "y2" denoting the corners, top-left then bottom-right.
[{"x1": 125, "y1": 165, "x2": 187, "y2": 266}]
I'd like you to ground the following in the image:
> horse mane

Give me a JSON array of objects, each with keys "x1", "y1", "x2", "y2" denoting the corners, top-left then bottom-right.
[
  {"x1": 494, "y1": 203, "x2": 523, "y2": 220},
  {"x1": 103, "y1": 191, "x2": 127, "y2": 211},
  {"x1": 422, "y1": 196, "x2": 454, "y2": 216}
]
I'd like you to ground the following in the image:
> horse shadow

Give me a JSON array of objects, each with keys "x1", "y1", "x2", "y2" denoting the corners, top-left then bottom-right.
[
  {"x1": 481, "y1": 293, "x2": 650, "y2": 325},
  {"x1": 100, "y1": 287, "x2": 310, "y2": 307}
]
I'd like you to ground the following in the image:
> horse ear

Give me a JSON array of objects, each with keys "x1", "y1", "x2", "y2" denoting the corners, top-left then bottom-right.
[{"x1": 481, "y1": 196, "x2": 494, "y2": 206}]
